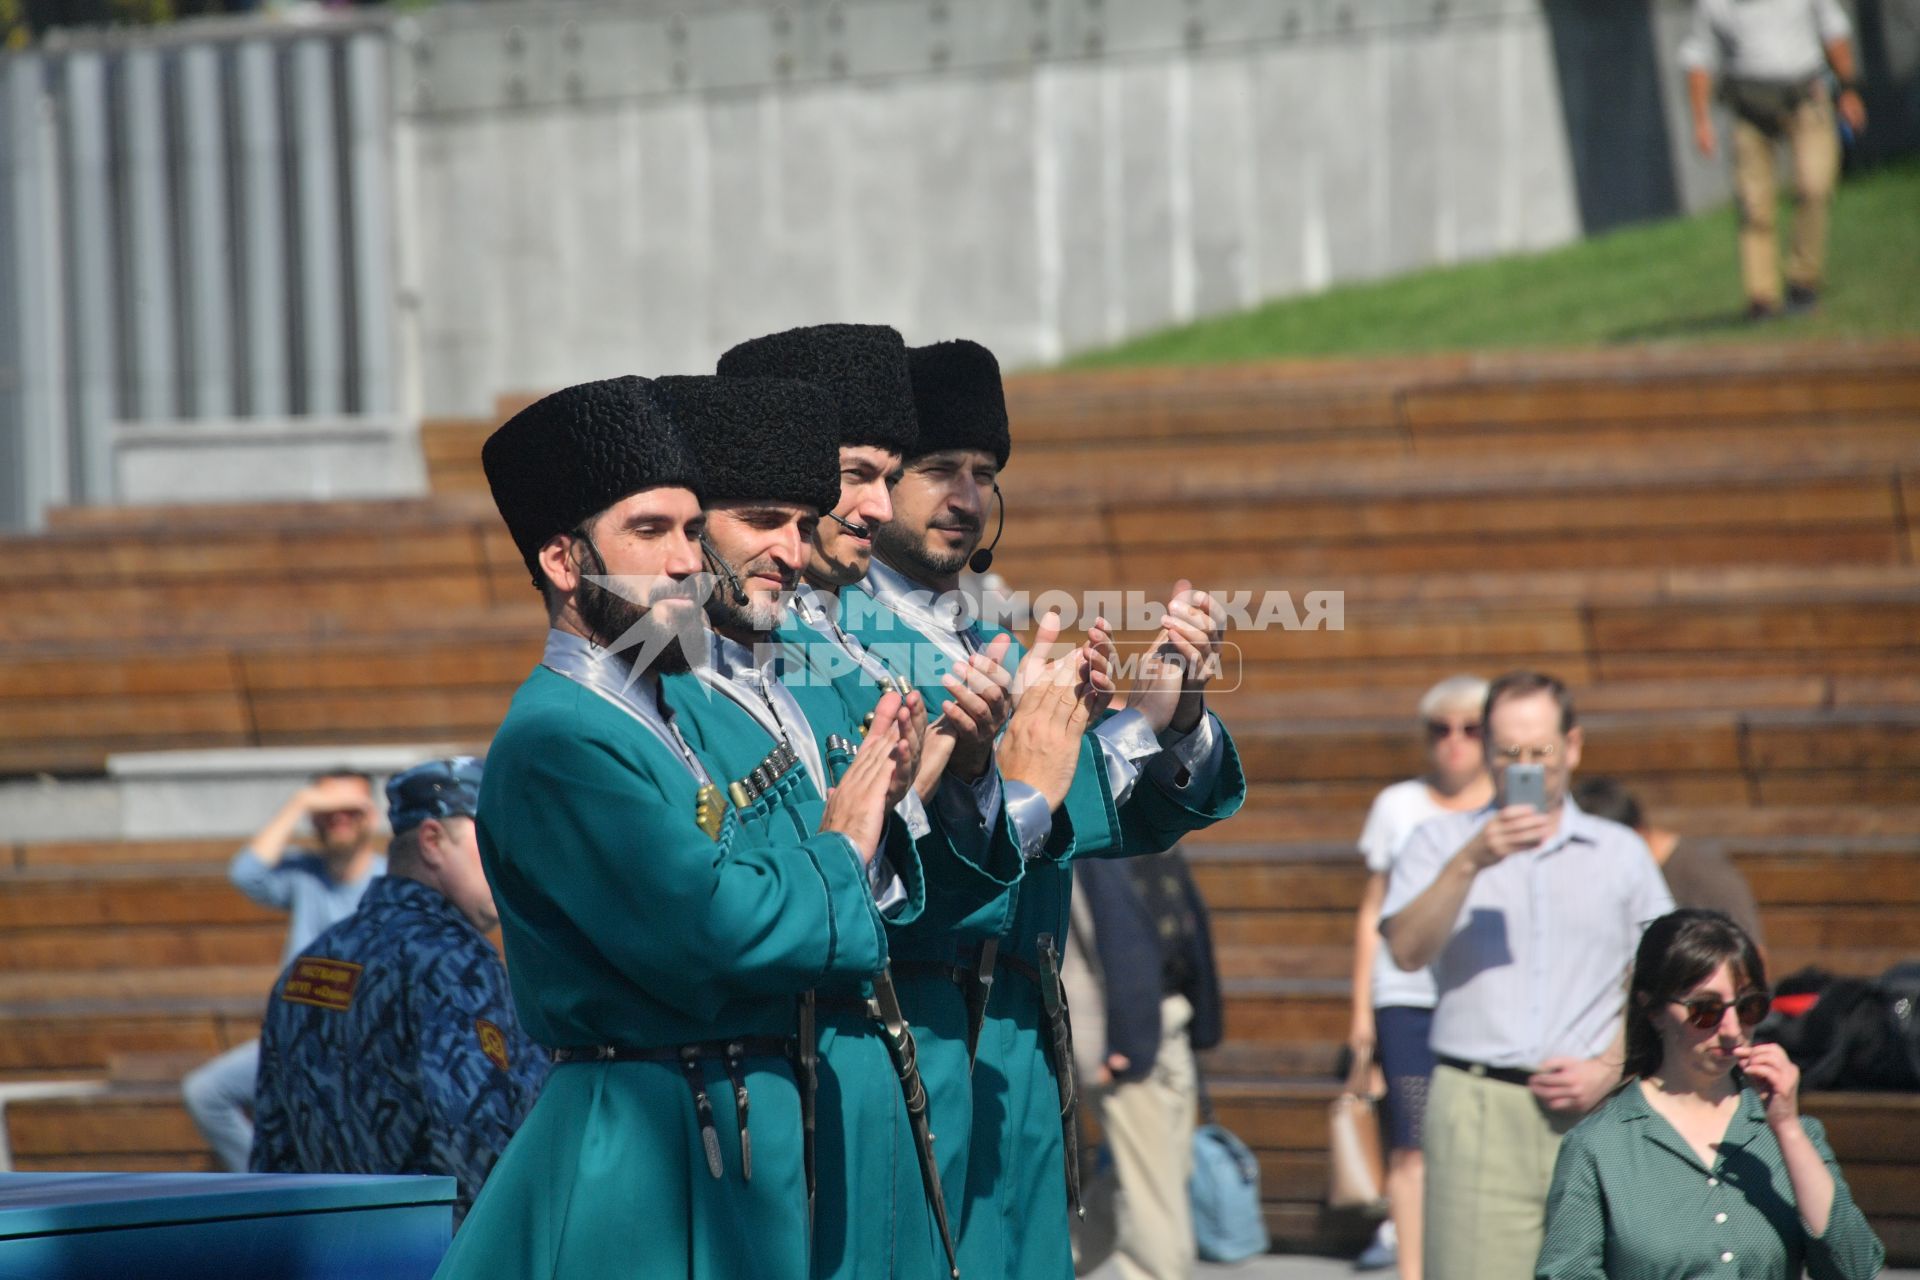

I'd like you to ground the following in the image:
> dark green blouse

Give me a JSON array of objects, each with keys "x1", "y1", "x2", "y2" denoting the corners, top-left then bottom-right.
[{"x1": 1537, "y1": 1081, "x2": 1884, "y2": 1280}]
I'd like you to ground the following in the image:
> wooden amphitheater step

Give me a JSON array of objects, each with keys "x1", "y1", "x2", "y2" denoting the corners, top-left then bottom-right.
[
  {"x1": 0, "y1": 628, "x2": 531, "y2": 774},
  {"x1": 1226, "y1": 707, "x2": 1920, "y2": 808},
  {"x1": 427, "y1": 344, "x2": 1920, "y2": 498},
  {"x1": 8, "y1": 593, "x2": 1916, "y2": 776},
  {"x1": 0, "y1": 995, "x2": 262, "y2": 1074},
  {"x1": 50, "y1": 452, "x2": 1918, "y2": 592},
  {"x1": 0, "y1": 923, "x2": 285, "y2": 974},
  {"x1": 0, "y1": 868, "x2": 283, "y2": 932},
  {"x1": 5, "y1": 1083, "x2": 216, "y2": 1174},
  {"x1": 1, "y1": 838, "x2": 235, "y2": 873},
  {"x1": 0, "y1": 966, "x2": 280, "y2": 1006}
]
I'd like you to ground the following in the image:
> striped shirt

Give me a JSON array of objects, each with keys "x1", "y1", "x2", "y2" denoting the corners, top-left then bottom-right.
[{"x1": 1381, "y1": 800, "x2": 1673, "y2": 1067}]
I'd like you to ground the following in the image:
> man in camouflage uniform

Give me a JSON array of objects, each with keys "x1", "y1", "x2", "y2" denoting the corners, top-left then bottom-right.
[{"x1": 252, "y1": 757, "x2": 547, "y2": 1224}]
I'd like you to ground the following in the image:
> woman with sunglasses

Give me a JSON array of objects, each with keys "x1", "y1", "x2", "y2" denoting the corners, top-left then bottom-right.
[
  {"x1": 1348, "y1": 675, "x2": 1494, "y2": 1277},
  {"x1": 1536, "y1": 909, "x2": 1883, "y2": 1280}
]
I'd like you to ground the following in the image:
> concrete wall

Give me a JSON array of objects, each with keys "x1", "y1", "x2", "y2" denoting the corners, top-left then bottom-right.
[
  {"x1": 11, "y1": 0, "x2": 1913, "y2": 506},
  {"x1": 399, "y1": 0, "x2": 1724, "y2": 417},
  {"x1": 0, "y1": 21, "x2": 403, "y2": 530}
]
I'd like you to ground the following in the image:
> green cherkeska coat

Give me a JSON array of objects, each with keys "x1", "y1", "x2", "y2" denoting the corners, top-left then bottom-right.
[
  {"x1": 434, "y1": 665, "x2": 888, "y2": 1280},
  {"x1": 667, "y1": 617, "x2": 1045, "y2": 1280},
  {"x1": 837, "y1": 582, "x2": 1248, "y2": 1280}
]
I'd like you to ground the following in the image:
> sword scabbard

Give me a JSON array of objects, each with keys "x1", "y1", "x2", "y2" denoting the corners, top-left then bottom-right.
[
  {"x1": 872, "y1": 968, "x2": 961, "y2": 1279},
  {"x1": 795, "y1": 990, "x2": 819, "y2": 1232},
  {"x1": 1036, "y1": 933, "x2": 1084, "y2": 1220}
]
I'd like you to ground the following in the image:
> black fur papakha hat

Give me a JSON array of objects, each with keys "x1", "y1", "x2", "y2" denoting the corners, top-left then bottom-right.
[
  {"x1": 715, "y1": 323, "x2": 918, "y2": 459},
  {"x1": 652, "y1": 374, "x2": 843, "y2": 516},
  {"x1": 483, "y1": 375, "x2": 704, "y2": 580},
  {"x1": 906, "y1": 339, "x2": 1011, "y2": 468}
]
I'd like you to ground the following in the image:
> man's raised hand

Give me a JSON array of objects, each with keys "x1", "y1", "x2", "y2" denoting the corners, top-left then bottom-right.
[
  {"x1": 1163, "y1": 580, "x2": 1224, "y2": 731},
  {"x1": 1084, "y1": 616, "x2": 1119, "y2": 720},
  {"x1": 891, "y1": 690, "x2": 926, "y2": 809},
  {"x1": 820, "y1": 691, "x2": 911, "y2": 864},
  {"x1": 996, "y1": 613, "x2": 1094, "y2": 811},
  {"x1": 1128, "y1": 580, "x2": 1223, "y2": 735},
  {"x1": 935, "y1": 633, "x2": 1013, "y2": 781}
]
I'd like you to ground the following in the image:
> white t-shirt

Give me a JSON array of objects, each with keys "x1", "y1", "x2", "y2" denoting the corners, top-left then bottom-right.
[{"x1": 1359, "y1": 778, "x2": 1446, "y2": 1010}]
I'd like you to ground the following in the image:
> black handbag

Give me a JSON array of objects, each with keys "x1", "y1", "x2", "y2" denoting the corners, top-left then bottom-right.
[{"x1": 1720, "y1": 77, "x2": 1812, "y2": 132}]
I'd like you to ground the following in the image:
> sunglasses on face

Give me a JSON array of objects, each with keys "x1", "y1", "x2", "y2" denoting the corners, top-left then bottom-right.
[
  {"x1": 1671, "y1": 991, "x2": 1772, "y2": 1031},
  {"x1": 1426, "y1": 720, "x2": 1482, "y2": 742}
]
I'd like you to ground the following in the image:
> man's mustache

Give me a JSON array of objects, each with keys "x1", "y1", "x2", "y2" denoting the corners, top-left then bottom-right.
[
  {"x1": 739, "y1": 559, "x2": 798, "y2": 589},
  {"x1": 929, "y1": 516, "x2": 981, "y2": 535},
  {"x1": 585, "y1": 573, "x2": 714, "y2": 608}
]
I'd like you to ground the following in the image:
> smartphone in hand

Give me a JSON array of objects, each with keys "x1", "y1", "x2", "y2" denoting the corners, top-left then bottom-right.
[{"x1": 1502, "y1": 763, "x2": 1548, "y2": 812}]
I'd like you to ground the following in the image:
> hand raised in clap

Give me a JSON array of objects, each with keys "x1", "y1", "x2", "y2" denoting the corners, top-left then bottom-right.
[
  {"x1": 1129, "y1": 580, "x2": 1224, "y2": 735},
  {"x1": 997, "y1": 612, "x2": 1096, "y2": 812},
  {"x1": 1083, "y1": 617, "x2": 1120, "y2": 720},
  {"x1": 890, "y1": 689, "x2": 926, "y2": 810},
  {"x1": 1164, "y1": 581, "x2": 1224, "y2": 730},
  {"x1": 935, "y1": 633, "x2": 1014, "y2": 783},
  {"x1": 819, "y1": 691, "x2": 912, "y2": 864}
]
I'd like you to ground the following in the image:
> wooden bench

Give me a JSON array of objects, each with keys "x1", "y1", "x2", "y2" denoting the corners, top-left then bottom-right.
[
  {"x1": 419, "y1": 344, "x2": 1920, "y2": 500},
  {"x1": 3, "y1": 838, "x2": 240, "y2": 872},
  {"x1": 0, "y1": 997, "x2": 261, "y2": 1076},
  {"x1": 6, "y1": 1086, "x2": 219, "y2": 1173}
]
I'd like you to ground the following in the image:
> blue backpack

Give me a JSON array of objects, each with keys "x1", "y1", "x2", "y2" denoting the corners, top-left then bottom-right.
[{"x1": 1190, "y1": 1108, "x2": 1269, "y2": 1263}]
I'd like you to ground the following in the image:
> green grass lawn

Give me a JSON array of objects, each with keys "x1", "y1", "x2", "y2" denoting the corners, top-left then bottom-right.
[{"x1": 1065, "y1": 158, "x2": 1920, "y2": 369}]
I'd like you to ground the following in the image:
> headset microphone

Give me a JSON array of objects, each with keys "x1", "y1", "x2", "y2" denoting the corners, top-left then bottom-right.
[
  {"x1": 967, "y1": 484, "x2": 1005, "y2": 575},
  {"x1": 827, "y1": 511, "x2": 872, "y2": 538},
  {"x1": 700, "y1": 535, "x2": 747, "y2": 603}
]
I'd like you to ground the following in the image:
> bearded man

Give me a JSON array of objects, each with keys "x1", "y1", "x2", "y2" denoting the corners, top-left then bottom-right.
[{"x1": 435, "y1": 376, "x2": 909, "y2": 1280}]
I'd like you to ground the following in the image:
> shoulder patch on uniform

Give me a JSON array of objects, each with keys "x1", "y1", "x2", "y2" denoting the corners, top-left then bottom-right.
[
  {"x1": 476, "y1": 1018, "x2": 510, "y2": 1071},
  {"x1": 281, "y1": 957, "x2": 364, "y2": 1012}
]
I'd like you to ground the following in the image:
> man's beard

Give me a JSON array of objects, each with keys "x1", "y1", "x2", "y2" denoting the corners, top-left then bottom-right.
[
  {"x1": 808, "y1": 522, "x2": 871, "y2": 590},
  {"x1": 579, "y1": 574, "x2": 695, "y2": 675},
  {"x1": 706, "y1": 556, "x2": 792, "y2": 637},
  {"x1": 317, "y1": 827, "x2": 366, "y2": 858},
  {"x1": 874, "y1": 517, "x2": 974, "y2": 582}
]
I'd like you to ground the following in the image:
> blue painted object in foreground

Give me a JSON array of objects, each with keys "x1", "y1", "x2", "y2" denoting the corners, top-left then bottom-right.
[{"x1": 0, "y1": 1172, "x2": 454, "y2": 1279}]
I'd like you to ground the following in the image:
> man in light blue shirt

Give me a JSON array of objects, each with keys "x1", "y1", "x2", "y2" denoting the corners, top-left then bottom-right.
[
  {"x1": 1382, "y1": 671, "x2": 1672, "y2": 1280},
  {"x1": 181, "y1": 768, "x2": 388, "y2": 1169}
]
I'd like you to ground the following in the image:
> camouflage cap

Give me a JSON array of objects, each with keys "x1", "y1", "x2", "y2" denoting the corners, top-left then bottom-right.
[{"x1": 386, "y1": 757, "x2": 485, "y2": 836}]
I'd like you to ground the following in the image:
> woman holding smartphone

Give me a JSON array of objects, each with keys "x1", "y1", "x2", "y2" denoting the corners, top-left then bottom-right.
[{"x1": 1536, "y1": 909, "x2": 1884, "y2": 1280}]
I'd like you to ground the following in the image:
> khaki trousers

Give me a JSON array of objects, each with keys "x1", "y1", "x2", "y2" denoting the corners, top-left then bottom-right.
[
  {"x1": 1100, "y1": 994, "x2": 1199, "y2": 1280},
  {"x1": 1731, "y1": 90, "x2": 1839, "y2": 305},
  {"x1": 1421, "y1": 1064, "x2": 1580, "y2": 1280}
]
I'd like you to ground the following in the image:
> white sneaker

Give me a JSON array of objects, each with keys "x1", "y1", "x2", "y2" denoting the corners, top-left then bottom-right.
[{"x1": 1355, "y1": 1220, "x2": 1397, "y2": 1272}]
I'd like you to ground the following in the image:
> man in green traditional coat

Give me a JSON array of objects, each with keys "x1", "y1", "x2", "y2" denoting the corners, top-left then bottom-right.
[
  {"x1": 810, "y1": 338, "x2": 1245, "y2": 1280},
  {"x1": 435, "y1": 375, "x2": 912, "y2": 1280},
  {"x1": 716, "y1": 329, "x2": 1084, "y2": 1275},
  {"x1": 654, "y1": 370, "x2": 1097, "y2": 1280}
]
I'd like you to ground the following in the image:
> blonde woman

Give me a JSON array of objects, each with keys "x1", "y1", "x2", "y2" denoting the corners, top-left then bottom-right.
[{"x1": 1348, "y1": 676, "x2": 1494, "y2": 1276}]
